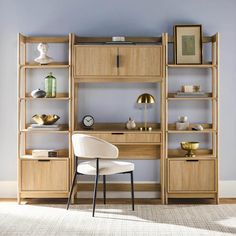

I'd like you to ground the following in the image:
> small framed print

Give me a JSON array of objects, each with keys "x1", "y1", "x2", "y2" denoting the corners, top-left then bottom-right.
[{"x1": 174, "y1": 25, "x2": 202, "y2": 64}]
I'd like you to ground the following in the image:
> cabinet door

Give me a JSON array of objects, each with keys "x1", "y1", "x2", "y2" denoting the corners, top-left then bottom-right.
[
  {"x1": 118, "y1": 46, "x2": 162, "y2": 76},
  {"x1": 21, "y1": 159, "x2": 68, "y2": 191},
  {"x1": 168, "y1": 159, "x2": 215, "y2": 192},
  {"x1": 74, "y1": 46, "x2": 118, "y2": 76}
]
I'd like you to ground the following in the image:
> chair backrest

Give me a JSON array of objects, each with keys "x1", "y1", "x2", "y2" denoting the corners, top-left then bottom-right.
[{"x1": 72, "y1": 134, "x2": 119, "y2": 159}]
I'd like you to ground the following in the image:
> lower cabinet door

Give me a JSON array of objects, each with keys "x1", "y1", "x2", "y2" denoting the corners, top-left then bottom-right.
[
  {"x1": 21, "y1": 159, "x2": 68, "y2": 191},
  {"x1": 168, "y1": 159, "x2": 215, "y2": 192}
]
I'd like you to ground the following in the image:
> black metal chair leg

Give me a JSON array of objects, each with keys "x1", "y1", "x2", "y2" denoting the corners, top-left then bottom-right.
[
  {"x1": 130, "y1": 171, "x2": 134, "y2": 211},
  {"x1": 92, "y1": 158, "x2": 99, "y2": 217},
  {"x1": 67, "y1": 171, "x2": 77, "y2": 210},
  {"x1": 103, "y1": 175, "x2": 106, "y2": 204}
]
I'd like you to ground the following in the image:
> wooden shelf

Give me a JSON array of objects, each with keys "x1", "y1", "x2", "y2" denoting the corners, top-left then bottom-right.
[
  {"x1": 20, "y1": 155, "x2": 69, "y2": 160},
  {"x1": 168, "y1": 123, "x2": 216, "y2": 133},
  {"x1": 168, "y1": 149, "x2": 214, "y2": 159},
  {"x1": 167, "y1": 63, "x2": 216, "y2": 68},
  {"x1": 167, "y1": 92, "x2": 214, "y2": 100},
  {"x1": 20, "y1": 62, "x2": 70, "y2": 69},
  {"x1": 21, "y1": 124, "x2": 69, "y2": 133},
  {"x1": 23, "y1": 149, "x2": 69, "y2": 158},
  {"x1": 75, "y1": 122, "x2": 161, "y2": 133},
  {"x1": 21, "y1": 93, "x2": 70, "y2": 101}
]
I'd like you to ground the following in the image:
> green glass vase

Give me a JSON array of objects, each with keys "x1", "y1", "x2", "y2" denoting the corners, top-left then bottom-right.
[{"x1": 45, "y1": 72, "x2": 56, "y2": 98}]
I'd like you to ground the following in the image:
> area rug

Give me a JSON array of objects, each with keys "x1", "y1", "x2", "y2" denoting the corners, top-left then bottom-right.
[{"x1": 0, "y1": 203, "x2": 235, "y2": 235}]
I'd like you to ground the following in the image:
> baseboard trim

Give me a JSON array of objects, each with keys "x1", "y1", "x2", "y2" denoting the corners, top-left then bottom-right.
[{"x1": 1, "y1": 180, "x2": 236, "y2": 198}]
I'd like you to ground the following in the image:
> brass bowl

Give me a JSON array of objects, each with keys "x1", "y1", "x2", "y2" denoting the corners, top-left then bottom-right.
[
  {"x1": 32, "y1": 114, "x2": 60, "y2": 125},
  {"x1": 181, "y1": 141, "x2": 199, "y2": 157}
]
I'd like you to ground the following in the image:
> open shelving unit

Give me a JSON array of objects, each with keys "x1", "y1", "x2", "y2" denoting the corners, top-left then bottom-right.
[
  {"x1": 17, "y1": 34, "x2": 72, "y2": 202},
  {"x1": 164, "y1": 33, "x2": 219, "y2": 203}
]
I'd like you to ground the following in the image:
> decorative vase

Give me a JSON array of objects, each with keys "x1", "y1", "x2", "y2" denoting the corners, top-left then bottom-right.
[
  {"x1": 31, "y1": 89, "x2": 46, "y2": 98},
  {"x1": 45, "y1": 72, "x2": 56, "y2": 98},
  {"x1": 126, "y1": 117, "x2": 136, "y2": 130}
]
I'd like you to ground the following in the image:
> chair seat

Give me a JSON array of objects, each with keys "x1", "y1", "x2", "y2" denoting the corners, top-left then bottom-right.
[{"x1": 77, "y1": 160, "x2": 134, "y2": 175}]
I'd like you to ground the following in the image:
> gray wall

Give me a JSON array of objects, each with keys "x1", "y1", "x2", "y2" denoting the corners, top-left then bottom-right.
[{"x1": 0, "y1": 0, "x2": 235, "y2": 181}]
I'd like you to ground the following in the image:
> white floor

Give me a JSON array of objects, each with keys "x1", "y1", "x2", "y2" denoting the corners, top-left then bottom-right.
[{"x1": 0, "y1": 203, "x2": 236, "y2": 235}]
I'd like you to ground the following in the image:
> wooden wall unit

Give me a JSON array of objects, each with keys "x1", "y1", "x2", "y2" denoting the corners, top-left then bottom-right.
[
  {"x1": 17, "y1": 32, "x2": 219, "y2": 205},
  {"x1": 164, "y1": 33, "x2": 219, "y2": 203},
  {"x1": 17, "y1": 34, "x2": 72, "y2": 203},
  {"x1": 72, "y1": 35, "x2": 166, "y2": 204}
]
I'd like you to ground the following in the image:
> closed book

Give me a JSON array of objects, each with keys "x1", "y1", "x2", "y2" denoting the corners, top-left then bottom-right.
[{"x1": 32, "y1": 150, "x2": 58, "y2": 157}]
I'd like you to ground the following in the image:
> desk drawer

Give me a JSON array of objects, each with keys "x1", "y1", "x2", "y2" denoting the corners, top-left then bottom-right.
[
  {"x1": 88, "y1": 132, "x2": 161, "y2": 143},
  {"x1": 21, "y1": 159, "x2": 68, "y2": 191}
]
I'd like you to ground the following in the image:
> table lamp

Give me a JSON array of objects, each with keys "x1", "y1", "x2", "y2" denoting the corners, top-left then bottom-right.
[{"x1": 136, "y1": 93, "x2": 155, "y2": 131}]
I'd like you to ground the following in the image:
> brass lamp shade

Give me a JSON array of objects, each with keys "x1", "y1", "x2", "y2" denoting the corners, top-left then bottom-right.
[{"x1": 136, "y1": 93, "x2": 155, "y2": 104}]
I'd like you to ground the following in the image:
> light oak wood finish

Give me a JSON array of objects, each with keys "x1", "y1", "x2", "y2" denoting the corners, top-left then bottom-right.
[
  {"x1": 17, "y1": 34, "x2": 72, "y2": 202},
  {"x1": 77, "y1": 183, "x2": 160, "y2": 192},
  {"x1": 77, "y1": 132, "x2": 161, "y2": 144},
  {"x1": 168, "y1": 159, "x2": 215, "y2": 192},
  {"x1": 165, "y1": 33, "x2": 219, "y2": 204},
  {"x1": 21, "y1": 159, "x2": 69, "y2": 191},
  {"x1": 72, "y1": 35, "x2": 166, "y2": 204},
  {"x1": 118, "y1": 46, "x2": 162, "y2": 76},
  {"x1": 74, "y1": 46, "x2": 117, "y2": 76}
]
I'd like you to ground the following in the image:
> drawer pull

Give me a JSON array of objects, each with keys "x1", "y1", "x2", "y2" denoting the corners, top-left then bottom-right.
[
  {"x1": 186, "y1": 160, "x2": 199, "y2": 162},
  {"x1": 38, "y1": 160, "x2": 51, "y2": 162},
  {"x1": 111, "y1": 132, "x2": 124, "y2": 135}
]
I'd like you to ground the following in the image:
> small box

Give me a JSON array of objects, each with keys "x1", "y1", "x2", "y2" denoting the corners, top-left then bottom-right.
[{"x1": 176, "y1": 122, "x2": 189, "y2": 130}]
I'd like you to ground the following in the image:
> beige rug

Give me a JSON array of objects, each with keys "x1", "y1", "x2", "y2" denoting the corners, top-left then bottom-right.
[{"x1": 0, "y1": 203, "x2": 236, "y2": 235}]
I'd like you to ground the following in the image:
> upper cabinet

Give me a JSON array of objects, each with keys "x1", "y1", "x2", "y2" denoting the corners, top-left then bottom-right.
[
  {"x1": 74, "y1": 46, "x2": 117, "y2": 76},
  {"x1": 118, "y1": 46, "x2": 162, "y2": 76},
  {"x1": 74, "y1": 45, "x2": 163, "y2": 78}
]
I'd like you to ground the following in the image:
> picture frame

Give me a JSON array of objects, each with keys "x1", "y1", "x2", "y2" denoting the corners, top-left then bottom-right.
[{"x1": 174, "y1": 25, "x2": 202, "y2": 64}]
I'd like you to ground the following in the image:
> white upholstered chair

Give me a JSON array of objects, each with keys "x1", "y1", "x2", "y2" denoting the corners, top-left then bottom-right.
[{"x1": 67, "y1": 134, "x2": 135, "y2": 217}]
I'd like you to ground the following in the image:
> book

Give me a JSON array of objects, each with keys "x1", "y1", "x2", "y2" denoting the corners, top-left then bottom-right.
[{"x1": 32, "y1": 149, "x2": 58, "y2": 157}]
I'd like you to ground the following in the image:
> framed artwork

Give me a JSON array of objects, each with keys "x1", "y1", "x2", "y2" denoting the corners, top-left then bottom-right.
[{"x1": 174, "y1": 25, "x2": 202, "y2": 64}]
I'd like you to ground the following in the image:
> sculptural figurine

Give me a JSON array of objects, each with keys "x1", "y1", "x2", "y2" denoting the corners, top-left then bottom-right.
[
  {"x1": 34, "y1": 43, "x2": 53, "y2": 64},
  {"x1": 126, "y1": 117, "x2": 136, "y2": 130}
]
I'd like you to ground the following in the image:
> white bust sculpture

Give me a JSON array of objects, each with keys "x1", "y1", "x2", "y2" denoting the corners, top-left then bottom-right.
[{"x1": 34, "y1": 43, "x2": 53, "y2": 64}]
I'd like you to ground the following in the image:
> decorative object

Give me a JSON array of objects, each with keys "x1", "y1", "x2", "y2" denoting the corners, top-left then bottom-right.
[
  {"x1": 32, "y1": 150, "x2": 58, "y2": 158},
  {"x1": 182, "y1": 85, "x2": 200, "y2": 93},
  {"x1": 192, "y1": 124, "x2": 204, "y2": 131},
  {"x1": 174, "y1": 25, "x2": 202, "y2": 64},
  {"x1": 82, "y1": 115, "x2": 94, "y2": 129},
  {"x1": 32, "y1": 114, "x2": 60, "y2": 125},
  {"x1": 180, "y1": 141, "x2": 200, "y2": 157},
  {"x1": 126, "y1": 117, "x2": 136, "y2": 130},
  {"x1": 34, "y1": 43, "x2": 54, "y2": 65},
  {"x1": 176, "y1": 116, "x2": 189, "y2": 130},
  {"x1": 136, "y1": 93, "x2": 155, "y2": 131},
  {"x1": 112, "y1": 36, "x2": 125, "y2": 42},
  {"x1": 45, "y1": 72, "x2": 56, "y2": 98},
  {"x1": 30, "y1": 89, "x2": 46, "y2": 98}
]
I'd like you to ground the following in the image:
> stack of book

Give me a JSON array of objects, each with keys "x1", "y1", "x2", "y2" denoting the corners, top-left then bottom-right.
[
  {"x1": 174, "y1": 92, "x2": 207, "y2": 98},
  {"x1": 28, "y1": 124, "x2": 61, "y2": 131}
]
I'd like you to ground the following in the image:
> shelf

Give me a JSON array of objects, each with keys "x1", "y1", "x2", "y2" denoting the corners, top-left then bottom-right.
[
  {"x1": 20, "y1": 155, "x2": 69, "y2": 160},
  {"x1": 75, "y1": 122, "x2": 161, "y2": 133},
  {"x1": 167, "y1": 93, "x2": 214, "y2": 100},
  {"x1": 167, "y1": 123, "x2": 216, "y2": 133},
  {"x1": 21, "y1": 124, "x2": 69, "y2": 133},
  {"x1": 167, "y1": 63, "x2": 216, "y2": 68},
  {"x1": 21, "y1": 149, "x2": 69, "y2": 159},
  {"x1": 168, "y1": 149, "x2": 214, "y2": 159},
  {"x1": 20, "y1": 62, "x2": 70, "y2": 69}
]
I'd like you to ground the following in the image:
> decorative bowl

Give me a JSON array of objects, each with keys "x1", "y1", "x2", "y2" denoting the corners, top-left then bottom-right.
[
  {"x1": 31, "y1": 89, "x2": 46, "y2": 98},
  {"x1": 32, "y1": 114, "x2": 60, "y2": 125},
  {"x1": 180, "y1": 141, "x2": 199, "y2": 157}
]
